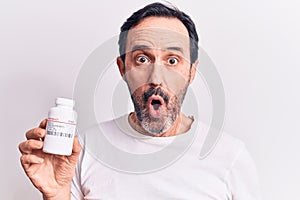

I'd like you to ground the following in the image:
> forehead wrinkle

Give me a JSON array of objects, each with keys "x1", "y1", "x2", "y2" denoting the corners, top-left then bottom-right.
[
  {"x1": 126, "y1": 36, "x2": 156, "y2": 53},
  {"x1": 128, "y1": 39, "x2": 188, "y2": 55},
  {"x1": 126, "y1": 28, "x2": 190, "y2": 59},
  {"x1": 127, "y1": 28, "x2": 188, "y2": 44}
]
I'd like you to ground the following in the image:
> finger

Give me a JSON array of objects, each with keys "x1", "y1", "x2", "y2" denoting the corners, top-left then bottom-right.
[
  {"x1": 25, "y1": 128, "x2": 46, "y2": 140},
  {"x1": 39, "y1": 119, "x2": 47, "y2": 129},
  {"x1": 72, "y1": 136, "x2": 82, "y2": 154},
  {"x1": 20, "y1": 154, "x2": 44, "y2": 167},
  {"x1": 67, "y1": 136, "x2": 82, "y2": 165},
  {"x1": 19, "y1": 139, "x2": 43, "y2": 154}
]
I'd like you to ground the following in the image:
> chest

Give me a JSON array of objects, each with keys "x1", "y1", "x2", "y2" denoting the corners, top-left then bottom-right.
[{"x1": 80, "y1": 158, "x2": 231, "y2": 200}]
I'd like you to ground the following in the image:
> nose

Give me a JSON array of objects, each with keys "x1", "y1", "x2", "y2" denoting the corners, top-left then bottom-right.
[{"x1": 147, "y1": 63, "x2": 163, "y2": 86}]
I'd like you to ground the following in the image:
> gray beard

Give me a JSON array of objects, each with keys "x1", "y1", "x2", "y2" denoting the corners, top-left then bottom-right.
[{"x1": 131, "y1": 85, "x2": 189, "y2": 135}]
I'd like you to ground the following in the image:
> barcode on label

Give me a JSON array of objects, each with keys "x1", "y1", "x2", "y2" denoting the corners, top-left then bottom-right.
[
  {"x1": 46, "y1": 120, "x2": 76, "y2": 139},
  {"x1": 47, "y1": 130, "x2": 73, "y2": 138}
]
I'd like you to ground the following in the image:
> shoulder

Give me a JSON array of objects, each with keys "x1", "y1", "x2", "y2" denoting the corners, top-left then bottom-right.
[
  {"x1": 214, "y1": 132, "x2": 246, "y2": 160},
  {"x1": 197, "y1": 123, "x2": 261, "y2": 197},
  {"x1": 198, "y1": 121, "x2": 246, "y2": 162},
  {"x1": 78, "y1": 115, "x2": 130, "y2": 144},
  {"x1": 196, "y1": 121, "x2": 248, "y2": 173}
]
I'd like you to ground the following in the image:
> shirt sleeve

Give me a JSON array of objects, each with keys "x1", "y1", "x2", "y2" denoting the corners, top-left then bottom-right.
[{"x1": 225, "y1": 146, "x2": 262, "y2": 200}]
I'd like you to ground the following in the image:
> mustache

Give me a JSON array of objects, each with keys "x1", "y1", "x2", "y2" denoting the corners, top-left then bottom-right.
[{"x1": 142, "y1": 86, "x2": 169, "y2": 104}]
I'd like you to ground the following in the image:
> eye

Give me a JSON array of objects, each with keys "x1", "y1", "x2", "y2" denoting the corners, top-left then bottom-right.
[
  {"x1": 136, "y1": 56, "x2": 149, "y2": 64},
  {"x1": 167, "y1": 57, "x2": 178, "y2": 65}
]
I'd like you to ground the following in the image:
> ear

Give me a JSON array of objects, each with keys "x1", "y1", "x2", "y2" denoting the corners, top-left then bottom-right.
[
  {"x1": 189, "y1": 60, "x2": 198, "y2": 84},
  {"x1": 117, "y1": 56, "x2": 126, "y2": 80}
]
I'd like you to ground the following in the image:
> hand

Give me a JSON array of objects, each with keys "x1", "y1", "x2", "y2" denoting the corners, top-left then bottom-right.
[{"x1": 19, "y1": 119, "x2": 82, "y2": 199}]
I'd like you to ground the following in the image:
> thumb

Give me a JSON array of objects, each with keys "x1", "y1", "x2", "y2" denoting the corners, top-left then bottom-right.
[{"x1": 68, "y1": 136, "x2": 82, "y2": 165}]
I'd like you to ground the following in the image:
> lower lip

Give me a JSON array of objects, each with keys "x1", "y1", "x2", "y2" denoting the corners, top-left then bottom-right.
[
  {"x1": 147, "y1": 96, "x2": 165, "y2": 118},
  {"x1": 149, "y1": 104, "x2": 162, "y2": 118}
]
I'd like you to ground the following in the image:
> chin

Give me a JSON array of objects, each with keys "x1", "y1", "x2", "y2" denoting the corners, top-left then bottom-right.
[{"x1": 140, "y1": 114, "x2": 175, "y2": 135}]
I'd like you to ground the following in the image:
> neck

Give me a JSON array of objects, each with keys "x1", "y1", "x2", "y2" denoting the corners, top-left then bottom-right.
[{"x1": 128, "y1": 112, "x2": 194, "y2": 137}]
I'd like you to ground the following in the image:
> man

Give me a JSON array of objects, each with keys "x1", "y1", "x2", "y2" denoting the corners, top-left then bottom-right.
[{"x1": 19, "y1": 2, "x2": 261, "y2": 200}]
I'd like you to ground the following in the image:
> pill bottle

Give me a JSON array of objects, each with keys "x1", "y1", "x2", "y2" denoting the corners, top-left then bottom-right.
[{"x1": 43, "y1": 97, "x2": 77, "y2": 156}]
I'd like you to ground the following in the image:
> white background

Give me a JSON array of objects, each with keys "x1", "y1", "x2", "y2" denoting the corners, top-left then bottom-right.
[{"x1": 1, "y1": 0, "x2": 299, "y2": 199}]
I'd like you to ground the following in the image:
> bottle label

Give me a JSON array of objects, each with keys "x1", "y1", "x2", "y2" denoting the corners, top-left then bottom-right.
[{"x1": 46, "y1": 119, "x2": 76, "y2": 139}]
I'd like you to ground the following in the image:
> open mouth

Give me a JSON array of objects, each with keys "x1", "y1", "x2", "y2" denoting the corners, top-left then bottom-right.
[
  {"x1": 151, "y1": 99, "x2": 162, "y2": 110},
  {"x1": 148, "y1": 96, "x2": 164, "y2": 118}
]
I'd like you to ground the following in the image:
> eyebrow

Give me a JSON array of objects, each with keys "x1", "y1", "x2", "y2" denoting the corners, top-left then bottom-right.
[
  {"x1": 166, "y1": 46, "x2": 184, "y2": 54},
  {"x1": 131, "y1": 45, "x2": 150, "y2": 51},
  {"x1": 131, "y1": 45, "x2": 184, "y2": 54}
]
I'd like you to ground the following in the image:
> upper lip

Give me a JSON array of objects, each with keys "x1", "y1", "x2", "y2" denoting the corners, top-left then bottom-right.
[{"x1": 148, "y1": 95, "x2": 164, "y2": 106}]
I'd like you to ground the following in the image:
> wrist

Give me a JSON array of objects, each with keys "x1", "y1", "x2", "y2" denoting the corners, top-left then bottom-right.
[{"x1": 43, "y1": 184, "x2": 71, "y2": 200}]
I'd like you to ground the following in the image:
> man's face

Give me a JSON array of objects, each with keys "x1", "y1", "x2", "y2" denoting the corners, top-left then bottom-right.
[{"x1": 118, "y1": 17, "x2": 196, "y2": 135}]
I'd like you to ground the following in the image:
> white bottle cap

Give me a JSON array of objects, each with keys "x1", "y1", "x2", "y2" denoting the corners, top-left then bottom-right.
[{"x1": 55, "y1": 97, "x2": 75, "y2": 107}]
